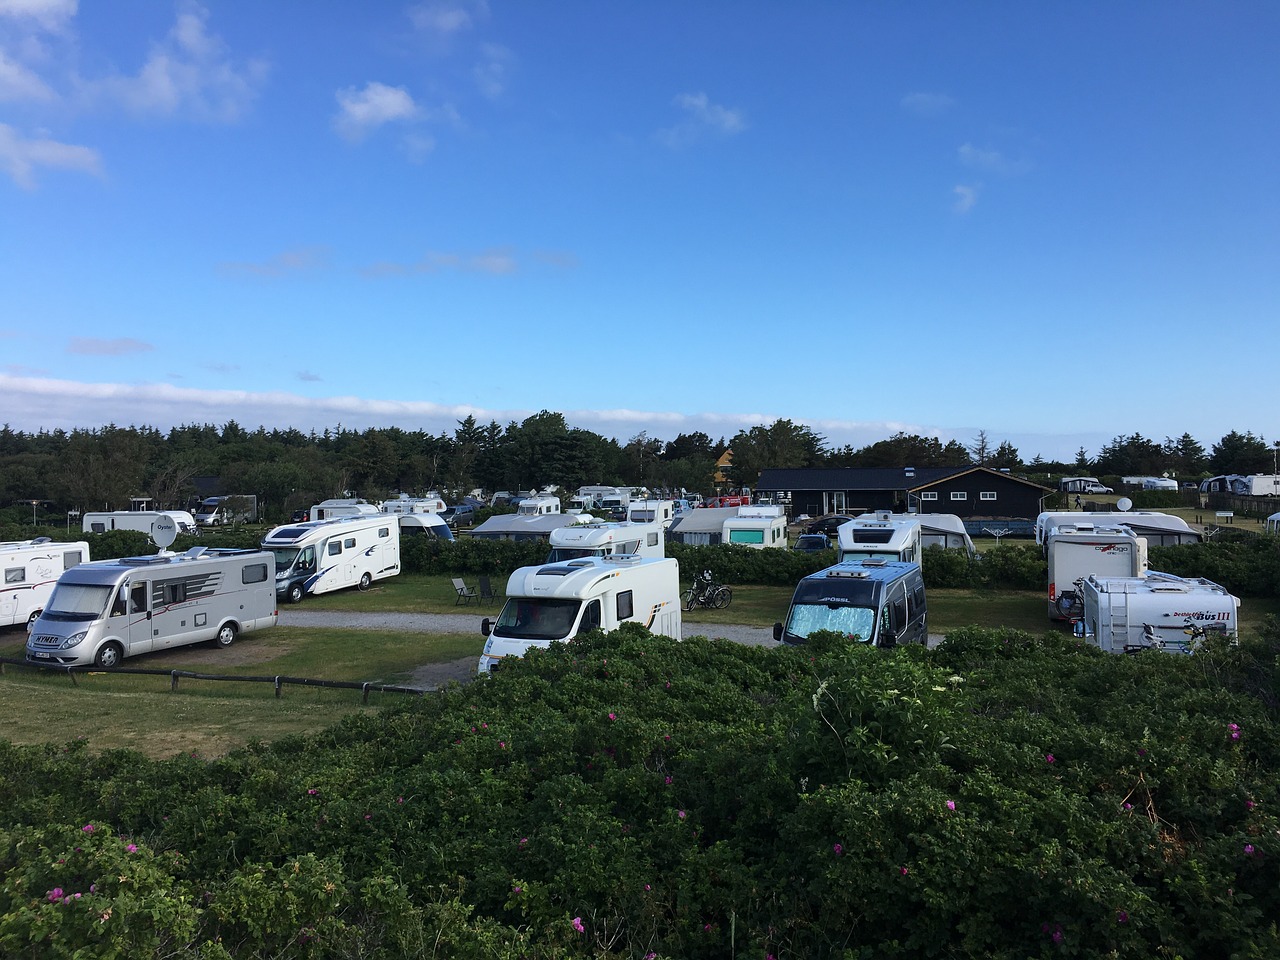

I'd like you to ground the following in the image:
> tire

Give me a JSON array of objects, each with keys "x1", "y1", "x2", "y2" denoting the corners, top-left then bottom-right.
[
  {"x1": 1056, "y1": 593, "x2": 1081, "y2": 618},
  {"x1": 682, "y1": 588, "x2": 696, "y2": 611},
  {"x1": 26, "y1": 609, "x2": 40, "y2": 632},
  {"x1": 215, "y1": 623, "x2": 237, "y2": 647},
  {"x1": 94, "y1": 642, "x2": 123, "y2": 669},
  {"x1": 287, "y1": 582, "x2": 304, "y2": 604},
  {"x1": 358, "y1": 572, "x2": 372, "y2": 592},
  {"x1": 712, "y1": 586, "x2": 733, "y2": 609}
]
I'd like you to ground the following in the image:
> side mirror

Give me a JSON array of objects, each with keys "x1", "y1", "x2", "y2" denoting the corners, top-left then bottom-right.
[
  {"x1": 772, "y1": 622, "x2": 783, "y2": 642},
  {"x1": 480, "y1": 617, "x2": 491, "y2": 637}
]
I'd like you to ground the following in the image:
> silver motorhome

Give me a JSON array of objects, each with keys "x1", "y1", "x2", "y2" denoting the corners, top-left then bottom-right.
[
  {"x1": 774, "y1": 558, "x2": 927, "y2": 648},
  {"x1": 25, "y1": 547, "x2": 277, "y2": 669},
  {"x1": 2, "y1": 537, "x2": 90, "y2": 630}
]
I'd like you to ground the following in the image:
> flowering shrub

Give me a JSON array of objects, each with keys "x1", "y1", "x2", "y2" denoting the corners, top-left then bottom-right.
[{"x1": 0, "y1": 624, "x2": 1278, "y2": 957}]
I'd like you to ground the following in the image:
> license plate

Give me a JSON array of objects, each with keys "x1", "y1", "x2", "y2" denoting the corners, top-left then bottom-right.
[{"x1": 33, "y1": 651, "x2": 50, "y2": 659}]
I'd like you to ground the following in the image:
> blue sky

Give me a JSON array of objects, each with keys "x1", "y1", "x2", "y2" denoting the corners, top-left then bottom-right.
[{"x1": 2, "y1": 1, "x2": 1277, "y2": 463}]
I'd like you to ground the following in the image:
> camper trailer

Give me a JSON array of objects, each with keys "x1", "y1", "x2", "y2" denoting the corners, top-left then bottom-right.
[
  {"x1": 478, "y1": 555, "x2": 682, "y2": 674},
  {"x1": 836, "y1": 511, "x2": 922, "y2": 564},
  {"x1": 1034, "y1": 511, "x2": 1200, "y2": 549},
  {"x1": 546, "y1": 519, "x2": 665, "y2": 563},
  {"x1": 308, "y1": 498, "x2": 381, "y2": 521},
  {"x1": 2, "y1": 538, "x2": 91, "y2": 630},
  {"x1": 773, "y1": 559, "x2": 927, "y2": 648},
  {"x1": 82, "y1": 511, "x2": 198, "y2": 538},
  {"x1": 261, "y1": 514, "x2": 401, "y2": 603},
  {"x1": 723, "y1": 504, "x2": 789, "y2": 549},
  {"x1": 25, "y1": 547, "x2": 277, "y2": 668},
  {"x1": 628, "y1": 499, "x2": 678, "y2": 530},
  {"x1": 1076, "y1": 572, "x2": 1239, "y2": 655},
  {"x1": 380, "y1": 493, "x2": 447, "y2": 515},
  {"x1": 1045, "y1": 523, "x2": 1148, "y2": 620}
]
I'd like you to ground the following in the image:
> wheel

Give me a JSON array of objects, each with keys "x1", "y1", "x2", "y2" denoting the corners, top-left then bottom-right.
[
  {"x1": 682, "y1": 588, "x2": 696, "y2": 611},
  {"x1": 94, "y1": 642, "x2": 123, "y2": 669},
  {"x1": 358, "y1": 572, "x2": 372, "y2": 591},
  {"x1": 215, "y1": 623, "x2": 237, "y2": 647},
  {"x1": 1056, "y1": 593, "x2": 1081, "y2": 618},
  {"x1": 26, "y1": 609, "x2": 41, "y2": 632},
  {"x1": 287, "y1": 582, "x2": 304, "y2": 604},
  {"x1": 712, "y1": 586, "x2": 732, "y2": 609}
]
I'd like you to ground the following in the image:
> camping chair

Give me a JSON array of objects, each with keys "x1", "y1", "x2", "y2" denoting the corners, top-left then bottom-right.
[
  {"x1": 478, "y1": 575, "x2": 500, "y2": 604},
  {"x1": 452, "y1": 577, "x2": 478, "y2": 605}
]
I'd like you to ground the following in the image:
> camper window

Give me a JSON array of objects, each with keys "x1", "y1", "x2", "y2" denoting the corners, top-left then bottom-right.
[
  {"x1": 129, "y1": 582, "x2": 148, "y2": 613},
  {"x1": 379, "y1": 527, "x2": 391, "y2": 538},
  {"x1": 242, "y1": 563, "x2": 269, "y2": 584},
  {"x1": 165, "y1": 582, "x2": 187, "y2": 604},
  {"x1": 63, "y1": 550, "x2": 83, "y2": 570},
  {"x1": 344, "y1": 538, "x2": 356, "y2": 549},
  {"x1": 580, "y1": 599, "x2": 602, "y2": 634},
  {"x1": 5, "y1": 568, "x2": 24, "y2": 584},
  {"x1": 328, "y1": 542, "x2": 342, "y2": 556},
  {"x1": 647, "y1": 533, "x2": 659, "y2": 547},
  {"x1": 729, "y1": 529, "x2": 766, "y2": 544},
  {"x1": 616, "y1": 590, "x2": 634, "y2": 620},
  {"x1": 110, "y1": 588, "x2": 127, "y2": 617}
]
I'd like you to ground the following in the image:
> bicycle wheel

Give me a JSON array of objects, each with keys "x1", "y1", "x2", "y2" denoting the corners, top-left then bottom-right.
[
  {"x1": 682, "y1": 587, "x2": 697, "y2": 611},
  {"x1": 712, "y1": 585, "x2": 732, "y2": 609}
]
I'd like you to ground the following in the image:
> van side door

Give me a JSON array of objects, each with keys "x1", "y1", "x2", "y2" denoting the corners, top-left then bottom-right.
[{"x1": 126, "y1": 579, "x2": 155, "y2": 655}]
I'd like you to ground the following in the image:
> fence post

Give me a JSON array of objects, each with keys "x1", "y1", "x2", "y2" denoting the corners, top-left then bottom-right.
[
  {"x1": 171, "y1": 670, "x2": 179, "y2": 692},
  {"x1": 275, "y1": 676, "x2": 282, "y2": 699},
  {"x1": 362, "y1": 682, "x2": 370, "y2": 706}
]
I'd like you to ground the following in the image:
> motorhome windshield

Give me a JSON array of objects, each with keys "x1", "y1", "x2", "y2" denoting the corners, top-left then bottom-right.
[
  {"x1": 492, "y1": 598, "x2": 582, "y2": 641},
  {"x1": 546, "y1": 547, "x2": 599, "y2": 563},
  {"x1": 783, "y1": 603, "x2": 876, "y2": 644},
  {"x1": 269, "y1": 547, "x2": 300, "y2": 572},
  {"x1": 42, "y1": 582, "x2": 114, "y2": 621}
]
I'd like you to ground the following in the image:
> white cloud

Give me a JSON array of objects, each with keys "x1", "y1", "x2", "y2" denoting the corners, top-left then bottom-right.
[
  {"x1": 953, "y1": 184, "x2": 979, "y2": 214},
  {"x1": 0, "y1": 49, "x2": 55, "y2": 102},
  {"x1": 472, "y1": 42, "x2": 510, "y2": 99},
  {"x1": 88, "y1": 1, "x2": 269, "y2": 123},
  {"x1": 332, "y1": 81, "x2": 419, "y2": 142},
  {"x1": 217, "y1": 246, "x2": 331, "y2": 278},
  {"x1": 901, "y1": 91, "x2": 954, "y2": 116},
  {"x1": 658, "y1": 91, "x2": 747, "y2": 147},
  {"x1": 408, "y1": 0, "x2": 486, "y2": 37},
  {"x1": 958, "y1": 142, "x2": 1030, "y2": 176},
  {"x1": 0, "y1": 0, "x2": 77, "y2": 31},
  {"x1": 0, "y1": 121, "x2": 100, "y2": 187}
]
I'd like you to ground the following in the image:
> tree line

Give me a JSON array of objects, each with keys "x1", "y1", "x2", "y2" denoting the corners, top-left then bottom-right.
[{"x1": 0, "y1": 416, "x2": 1273, "y2": 523}]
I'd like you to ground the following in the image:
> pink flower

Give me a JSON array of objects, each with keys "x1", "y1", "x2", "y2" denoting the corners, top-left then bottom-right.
[
  {"x1": 397, "y1": 796, "x2": 404, "y2": 804},
  {"x1": 1245, "y1": 843, "x2": 1256, "y2": 855},
  {"x1": 364, "y1": 814, "x2": 372, "y2": 821},
  {"x1": 519, "y1": 837, "x2": 528, "y2": 847},
  {"x1": 678, "y1": 810, "x2": 687, "y2": 819},
  {"x1": 665, "y1": 776, "x2": 673, "y2": 785},
  {"x1": 1045, "y1": 753, "x2": 1056, "y2": 764},
  {"x1": 571, "y1": 917, "x2": 585, "y2": 933},
  {"x1": 644, "y1": 884, "x2": 651, "y2": 891},
  {"x1": 47, "y1": 887, "x2": 64, "y2": 902},
  {"x1": 946, "y1": 800, "x2": 956, "y2": 811},
  {"x1": 608, "y1": 712, "x2": 617, "y2": 721},
  {"x1": 81, "y1": 824, "x2": 95, "y2": 833},
  {"x1": 833, "y1": 843, "x2": 843, "y2": 855},
  {"x1": 499, "y1": 741, "x2": 506, "y2": 749},
  {"x1": 513, "y1": 886, "x2": 522, "y2": 894},
  {"x1": 126, "y1": 844, "x2": 138, "y2": 853},
  {"x1": 307, "y1": 788, "x2": 318, "y2": 795},
  {"x1": 1116, "y1": 909, "x2": 1129, "y2": 924},
  {"x1": 703, "y1": 923, "x2": 712, "y2": 931},
  {"x1": 900, "y1": 866, "x2": 909, "y2": 875},
  {"x1": 1247, "y1": 800, "x2": 1256, "y2": 810}
]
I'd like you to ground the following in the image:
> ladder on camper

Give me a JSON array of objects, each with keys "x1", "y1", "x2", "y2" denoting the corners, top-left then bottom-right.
[{"x1": 1111, "y1": 588, "x2": 1132, "y2": 651}]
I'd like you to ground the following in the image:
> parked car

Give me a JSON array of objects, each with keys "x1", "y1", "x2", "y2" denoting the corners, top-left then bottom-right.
[
  {"x1": 1082, "y1": 482, "x2": 1113, "y2": 494},
  {"x1": 442, "y1": 504, "x2": 477, "y2": 528},
  {"x1": 792, "y1": 533, "x2": 831, "y2": 552},
  {"x1": 806, "y1": 515, "x2": 855, "y2": 537}
]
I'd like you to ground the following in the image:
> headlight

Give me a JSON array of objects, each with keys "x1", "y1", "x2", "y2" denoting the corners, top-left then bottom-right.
[{"x1": 61, "y1": 631, "x2": 89, "y2": 649}]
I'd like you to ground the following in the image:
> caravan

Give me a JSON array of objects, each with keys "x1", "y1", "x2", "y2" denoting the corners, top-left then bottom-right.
[
  {"x1": 25, "y1": 547, "x2": 277, "y2": 668},
  {"x1": 723, "y1": 505, "x2": 789, "y2": 549},
  {"x1": 836, "y1": 512, "x2": 922, "y2": 564},
  {"x1": 478, "y1": 555, "x2": 682, "y2": 674},
  {"x1": 1076, "y1": 572, "x2": 1239, "y2": 655},
  {"x1": 1045, "y1": 523, "x2": 1148, "y2": 620},
  {"x1": 546, "y1": 519, "x2": 665, "y2": 563},
  {"x1": 628, "y1": 499, "x2": 678, "y2": 530},
  {"x1": 262, "y1": 514, "x2": 401, "y2": 603},
  {"x1": 1034, "y1": 511, "x2": 1200, "y2": 549},
  {"x1": 2, "y1": 538, "x2": 91, "y2": 630},
  {"x1": 309, "y1": 498, "x2": 381, "y2": 521},
  {"x1": 83, "y1": 510, "x2": 199, "y2": 537},
  {"x1": 773, "y1": 559, "x2": 927, "y2": 648}
]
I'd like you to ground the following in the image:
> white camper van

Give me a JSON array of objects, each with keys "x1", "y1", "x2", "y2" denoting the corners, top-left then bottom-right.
[
  {"x1": 723, "y1": 505, "x2": 789, "y2": 549},
  {"x1": 546, "y1": 519, "x2": 665, "y2": 563},
  {"x1": 836, "y1": 512, "x2": 922, "y2": 564},
  {"x1": 2, "y1": 538, "x2": 91, "y2": 630},
  {"x1": 82, "y1": 511, "x2": 199, "y2": 538},
  {"x1": 1046, "y1": 523, "x2": 1149, "y2": 620},
  {"x1": 773, "y1": 558, "x2": 928, "y2": 648},
  {"x1": 477, "y1": 555, "x2": 682, "y2": 674},
  {"x1": 25, "y1": 547, "x2": 277, "y2": 669},
  {"x1": 262, "y1": 514, "x2": 401, "y2": 603},
  {"x1": 1076, "y1": 572, "x2": 1239, "y2": 655}
]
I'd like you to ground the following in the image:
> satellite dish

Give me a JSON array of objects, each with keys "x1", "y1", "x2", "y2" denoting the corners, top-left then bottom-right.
[
  {"x1": 1116, "y1": 497, "x2": 1133, "y2": 512},
  {"x1": 151, "y1": 515, "x2": 179, "y2": 549}
]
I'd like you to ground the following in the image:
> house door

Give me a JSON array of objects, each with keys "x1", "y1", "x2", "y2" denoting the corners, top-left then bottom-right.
[{"x1": 829, "y1": 492, "x2": 846, "y2": 514}]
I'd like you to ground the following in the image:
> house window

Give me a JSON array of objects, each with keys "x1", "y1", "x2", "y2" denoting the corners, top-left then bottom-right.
[
  {"x1": 980, "y1": 491, "x2": 997, "y2": 501},
  {"x1": 920, "y1": 492, "x2": 938, "y2": 501},
  {"x1": 950, "y1": 492, "x2": 967, "y2": 501}
]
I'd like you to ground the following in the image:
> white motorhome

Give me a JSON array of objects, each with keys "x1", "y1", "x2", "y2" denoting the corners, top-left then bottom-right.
[
  {"x1": 261, "y1": 514, "x2": 401, "y2": 603},
  {"x1": 567, "y1": 486, "x2": 626, "y2": 513},
  {"x1": 380, "y1": 493, "x2": 447, "y2": 515},
  {"x1": 194, "y1": 495, "x2": 259, "y2": 526},
  {"x1": 628, "y1": 499, "x2": 678, "y2": 530},
  {"x1": 1034, "y1": 511, "x2": 1201, "y2": 549},
  {"x1": 1045, "y1": 523, "x2": 1148, "y2": 620},
  {"x1": 546, "y1": 519, "x2": 665, "y2": 563},
  {"x1": 82, "y1": 510, "x2": 198, "y2": 538},
  {"x1": 836, "y1": 512, "x2": 922, "y2": 564},
  {"x1": 516, "y1": 495, "x2": 562, "y2": 517},
  {"x1": 916, "y1": 514, "x2": 977, "y2": 556},
  {"x1": 25, "y1": 547, "x2": 277, "y2": 669},
  {"x1": 394, "y1": 513, "x2": 454, "y2": 540},
  {"x1": 1076, "y1": 572, "x2": 1239, "y2": 655},
  {"x1": 773, "y1": 559, "x2": 928, "y2": 648},
  {"x1": 2, "y1": 538, "x2": 91, "y2": 630},
  {"x1": 723, "y1": 505, "x2": 789, "y2": 549},
  {"x1": 309, "y1": 498, "x2": 381, "y2": 521},
  {"x1": 1141, "y1": 478, "x2": 1180, "y2": 492},
  {"x1": 478, "y1": 555, "x2": 682, "y2": 674}
]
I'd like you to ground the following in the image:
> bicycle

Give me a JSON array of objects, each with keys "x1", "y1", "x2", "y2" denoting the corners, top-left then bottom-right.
[{"x1": 683, "y1": 571, "x2": 732, "y2": 611}]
